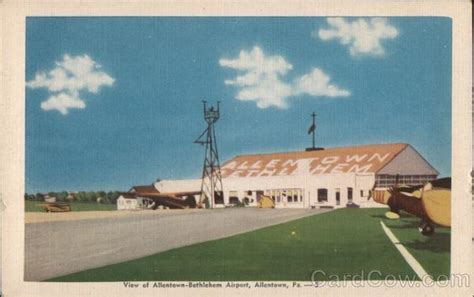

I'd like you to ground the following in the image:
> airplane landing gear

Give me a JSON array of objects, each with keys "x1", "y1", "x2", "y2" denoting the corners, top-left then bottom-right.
[{"x1": 418, "y1": 219, "x2": 435, "y2": 236}]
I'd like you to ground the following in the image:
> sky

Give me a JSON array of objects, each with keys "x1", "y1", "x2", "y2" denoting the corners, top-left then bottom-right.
[{"x1": 25, "y1": 17, "x2": 452, "y2": 193}]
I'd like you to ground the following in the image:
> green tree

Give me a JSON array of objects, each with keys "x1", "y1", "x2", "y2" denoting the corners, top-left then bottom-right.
[
  {"x1": 57, "y1": 191, "x2": 68, "y2": 202},
  {"x1": 96, "y1": 191, "x2": 107, "y2": 203},
  {"x1": 86, "y1": 191, "x2": 97, "y2": 202},
  {"x1": 106, "y1": 191, "x2": 113, "y2": 203},
  {"x1": 35, "y1": 193, "x2": 44, "y2": 201},
  {"x1": 111, "y1": 191, "x2": 120, "y2": 204},
  {"x1": 75, "y1": 191, "x2": 87, "y2": 202}
]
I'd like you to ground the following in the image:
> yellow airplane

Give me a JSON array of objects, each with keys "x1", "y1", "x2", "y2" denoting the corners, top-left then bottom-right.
[
  {"x1": 37, "y1": 202, "x2": 72, "y2": 212},
  {"x1": 371, "y1": 177, "x2": 451, "y2": 236}
]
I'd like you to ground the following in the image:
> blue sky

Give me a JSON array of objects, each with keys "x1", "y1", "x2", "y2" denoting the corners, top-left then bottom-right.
[{"x1": 26, "y1": 17, "x2": 452, "y2": 193}]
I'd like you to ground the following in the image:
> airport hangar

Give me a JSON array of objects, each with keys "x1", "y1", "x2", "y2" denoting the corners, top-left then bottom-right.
[{"x1": 153, "y1": 143, "x2": 439, "y2": 209}]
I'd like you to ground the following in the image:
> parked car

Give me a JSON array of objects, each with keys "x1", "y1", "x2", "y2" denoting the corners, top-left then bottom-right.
[{"x1": 346, "y1": 202, "x2": 360, "y2": 208}]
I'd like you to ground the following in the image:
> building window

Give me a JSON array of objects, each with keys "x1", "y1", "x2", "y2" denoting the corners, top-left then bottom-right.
[
  {"x1": 262, "y1": 188, "x2": 304, "y2": 203},
  {"x1": 215, "y1": 191, "x2": 224, "y2": 204},
  {"x1": 335, "y1": 189, "x2": 340, "y2": 205},
  {"x1": 229, "y1": 191, "x2": 239, "y2": 203},
  {"x1": 347, "y1": 187, "x2": 353, "y2": 203},
  {"x1": 317, "y1": 189, "x2": 328, "y2": 202},
  {"x1": 229, "y1": 197, "x2": 239, "y2": 204},
  {"x1": 265, "y1": 188, "x2": 304, "y2": 204},
  {"x1": 375, "y1": 175, "x2": 437, "y2": 187}
]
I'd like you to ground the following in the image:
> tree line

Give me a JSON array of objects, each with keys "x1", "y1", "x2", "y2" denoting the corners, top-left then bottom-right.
[{"x1": 24, "y1": 191, "x2": 122, "y2": 204}]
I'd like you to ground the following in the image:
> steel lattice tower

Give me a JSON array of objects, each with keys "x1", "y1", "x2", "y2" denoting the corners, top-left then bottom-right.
[{"x1": 194, "y1": 101, "x2": 223, "y2": 208}]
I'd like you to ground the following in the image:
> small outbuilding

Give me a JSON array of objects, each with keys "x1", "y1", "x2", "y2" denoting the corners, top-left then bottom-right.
[
  {"x1": 117, "y1": 185, "x2": 158, "y2": 210},
  {"x1": 116, "y1": 193, "x2": 139, "y2": 210}
]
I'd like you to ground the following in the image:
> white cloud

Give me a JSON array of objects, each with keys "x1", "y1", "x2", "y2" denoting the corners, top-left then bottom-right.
[
  {"x1": 220, "y1": 46, "x2": 350, "y2": 109},
  {"x1": 27, "y1": 54, "x2": 114, "y2": 115},
  {"x1": 219, "y1": 46, "x2": 293, "y2": 108},
  {"x1": 294, "y1": 68, "x2": 350, "y2": 97},
  {"x1": 316, "y1": 17, "x2": 398, "y2": 57},
  {"x1": 40, "y1": 93, "x2": 86, "y2": 115}
]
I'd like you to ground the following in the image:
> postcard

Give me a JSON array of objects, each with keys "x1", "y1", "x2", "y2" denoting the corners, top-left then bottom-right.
[{"x1": 1, "y1": 1, "x2": 472, "y2": 296}]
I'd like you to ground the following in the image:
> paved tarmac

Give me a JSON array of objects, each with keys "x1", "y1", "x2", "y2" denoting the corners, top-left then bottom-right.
[{"x1": 25, "y1": 208, "x2": 330, "y2": 281}]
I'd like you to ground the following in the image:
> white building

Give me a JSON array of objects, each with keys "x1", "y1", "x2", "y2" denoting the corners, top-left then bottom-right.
[
  {"x1": 116, "y1": 186, "x2": 156, "y2": 210},
  {"x1": 117, "y1": 193, "x2": 140, "y2": 210},
  {"x1": 155, "y1": 143, "x2": 439, "y2": 208}
]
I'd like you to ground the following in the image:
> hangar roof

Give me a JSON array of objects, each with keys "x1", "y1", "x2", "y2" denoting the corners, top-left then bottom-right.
[{"x1": 220, "y1": 143, "x2": 438, "y2": 178}]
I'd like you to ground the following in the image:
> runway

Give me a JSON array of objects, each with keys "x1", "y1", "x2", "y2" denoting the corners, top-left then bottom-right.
[{"x1": 24, "y1": 207, "x2": 330, "y2": 281}]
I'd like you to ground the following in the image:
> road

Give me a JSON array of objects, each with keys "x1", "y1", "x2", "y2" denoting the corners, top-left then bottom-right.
[{"x1": 25, "y1": 208, "x2": 330, "y2": 281}]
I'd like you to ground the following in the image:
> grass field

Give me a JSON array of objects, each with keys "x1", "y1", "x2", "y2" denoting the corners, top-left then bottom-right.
[
  {"x1": 25, "y1": 200, "x2": 117, "y2": 212},
  {"x1": 383, "y1": 212, "x2": 450, "y2": 278},
  {"x1": 49, "y1": 208, "x2": 450, "y2": 282}
]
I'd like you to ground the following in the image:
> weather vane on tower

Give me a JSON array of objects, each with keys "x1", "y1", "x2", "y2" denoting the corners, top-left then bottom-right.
[{"x1": 306, "y1": 111, "x2": 323, "y2": 151}]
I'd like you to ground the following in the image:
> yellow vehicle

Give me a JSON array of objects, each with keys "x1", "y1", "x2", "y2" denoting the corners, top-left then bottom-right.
[
  {"x1": 38, "y1": 202, "x2": 72, "y2": 212},
  {"x1": 372, "y1": 177, "x2": 451, "y2": 236},
  {"x1": 257, "y1": 195, "x2": 275, "y2": 208}
]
